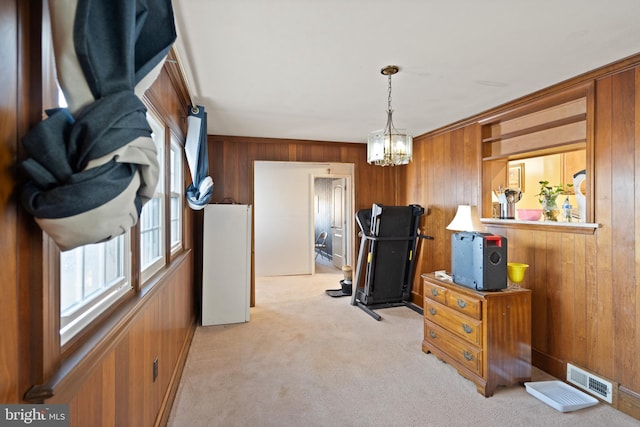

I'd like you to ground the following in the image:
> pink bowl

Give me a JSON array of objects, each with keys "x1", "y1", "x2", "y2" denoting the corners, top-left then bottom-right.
[{"x1": 517, "y1": 209, "x2": 542, "y2": 221}]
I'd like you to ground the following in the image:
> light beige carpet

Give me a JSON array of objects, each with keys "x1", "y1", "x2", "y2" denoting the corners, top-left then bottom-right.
[{"x1": 168, "y1": 264, "x2": 638, "y2": 427}]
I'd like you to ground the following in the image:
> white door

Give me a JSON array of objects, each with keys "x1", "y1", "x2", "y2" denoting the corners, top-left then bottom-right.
[{"x1": 331, "y1": 178, "x2": 346, "y2": 268}]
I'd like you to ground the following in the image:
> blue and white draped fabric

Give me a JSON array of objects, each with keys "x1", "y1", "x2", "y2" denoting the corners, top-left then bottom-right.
[
  {"x1": 20, "y1": 0, "x2": 176, "y2": 251},
  {"x1": 184, "y1": 105, "x2": 213, "y2": 210}
]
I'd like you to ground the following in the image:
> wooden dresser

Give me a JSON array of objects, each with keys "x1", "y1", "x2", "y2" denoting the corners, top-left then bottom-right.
[{"x1": 421, "y1": 273, "x2": 532, "y2": 397}]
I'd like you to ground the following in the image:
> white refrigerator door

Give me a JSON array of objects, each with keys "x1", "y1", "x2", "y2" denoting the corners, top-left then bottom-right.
[{"x1": 202, "y1": 204, "x2": 252, "y2": 326}]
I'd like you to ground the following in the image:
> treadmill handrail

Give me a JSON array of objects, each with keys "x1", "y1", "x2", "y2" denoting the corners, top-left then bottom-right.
[{"x1": 361, "y1": 235, "x2": 419, "y2": 242}]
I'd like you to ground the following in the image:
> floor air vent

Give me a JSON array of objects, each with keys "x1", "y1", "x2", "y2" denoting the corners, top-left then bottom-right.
[{"x1": 566, "y1": 363, "x2": 614, "y2": 404}]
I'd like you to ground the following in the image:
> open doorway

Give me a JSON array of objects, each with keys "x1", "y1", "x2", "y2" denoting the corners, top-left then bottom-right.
[
  {"x1": 313, "y1": 177, "x2": 348, "y2": 274},
  {"x1": 254, "y1": 161, "x2": 354, "y2": 278}
]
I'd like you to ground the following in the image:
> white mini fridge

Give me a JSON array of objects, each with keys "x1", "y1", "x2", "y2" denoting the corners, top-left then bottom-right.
[{"x1": 201, "y1": 204, "x2": 252, "y2": 326}]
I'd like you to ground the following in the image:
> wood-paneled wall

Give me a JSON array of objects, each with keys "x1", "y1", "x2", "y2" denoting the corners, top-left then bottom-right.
[
  {"x1": 48, "y1": 256, "x2": 194, "y2": 427},
  {"x1": 1, "y1": 3, "x2": 197, "y2": 426},
  {"x1": 208, "y1": 135, "x2": 399, "y2": 211},
  {"x1": 402, "y1": 56, "x2": 640, "y2": 418}
]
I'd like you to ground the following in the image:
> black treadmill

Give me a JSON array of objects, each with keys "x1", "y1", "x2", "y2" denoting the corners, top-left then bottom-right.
[{"x1": 350, "y1": 204, "x2": 428, "y2": 320}]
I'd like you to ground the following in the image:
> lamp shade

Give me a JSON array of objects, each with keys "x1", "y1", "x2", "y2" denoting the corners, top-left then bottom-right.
[{"x1": 446, "y1": 205, "x2": 485, "y2": 232}]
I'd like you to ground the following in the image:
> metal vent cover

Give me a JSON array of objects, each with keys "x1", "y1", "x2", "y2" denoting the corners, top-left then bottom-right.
[{"x1": 566, "y1": 363, "x2": 614, "y2": 404}]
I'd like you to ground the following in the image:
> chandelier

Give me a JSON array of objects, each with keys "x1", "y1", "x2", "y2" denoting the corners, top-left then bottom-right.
[{"x1": 367, "y1": 65, "x2": 413, "y2": 166}]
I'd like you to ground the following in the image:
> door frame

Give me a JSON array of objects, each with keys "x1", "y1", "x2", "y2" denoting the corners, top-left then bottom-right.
[
  {"x1": 311, "y1": 168, "x2": 354, "y2": 274},
  {"x1": 253, "y1": 161, "x2": 354, "y2": 277}
]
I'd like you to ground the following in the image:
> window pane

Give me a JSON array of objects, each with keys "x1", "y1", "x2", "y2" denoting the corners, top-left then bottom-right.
[
  {"x1": 141, "y1": 197, "x2": 162, "y2": 269},
  {"x1": 170, "y1": 149, "x2": 178, "y2": 192},
  {"x1": 140, "y1": 111, "x2": 166, "y2": 281},
  {"x1": 171, "y1": 196, "x2": 180, "y2": 244},
  {"x1": 169, "y1": 141, "x2": 183, "y2": 250},
  {"x1": 60, "y1": 235, "x2": 130, "y2": 345}
]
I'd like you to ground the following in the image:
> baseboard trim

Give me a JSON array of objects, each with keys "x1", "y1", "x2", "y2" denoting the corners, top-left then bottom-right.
[
  {"x1": 531, "y1": 349, "x2": 564, "y2": 379},
  {"x1": 618, "y1": 386, "x2": 640, "y2": 420}
]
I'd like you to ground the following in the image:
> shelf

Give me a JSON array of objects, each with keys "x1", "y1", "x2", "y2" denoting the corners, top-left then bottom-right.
[
  {"x1": 481, "y1": 114, "x2": 587, "y2": 144},
  {"x1": 481, "y1": 218, "x2": 600, "y2": 235}
]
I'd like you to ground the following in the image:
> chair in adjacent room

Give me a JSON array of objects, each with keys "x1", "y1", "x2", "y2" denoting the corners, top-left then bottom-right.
[{"x1": 314, "y1": 231, "x2": 328, "y2": 260}]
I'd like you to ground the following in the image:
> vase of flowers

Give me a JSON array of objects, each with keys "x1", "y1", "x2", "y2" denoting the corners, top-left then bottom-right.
[{"x1": 536, "y1": 180, "x2": 571, "y2": 221}]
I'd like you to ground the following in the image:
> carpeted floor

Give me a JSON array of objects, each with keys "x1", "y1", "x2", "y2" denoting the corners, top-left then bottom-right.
[{"x1": 167, "y1": 262, "x2": 639, "y2": 427}]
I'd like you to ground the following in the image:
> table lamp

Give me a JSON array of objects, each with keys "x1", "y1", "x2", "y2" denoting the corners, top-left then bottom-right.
[{"x1": 446, "y1": 205, "x2": 485, "y2": 232}]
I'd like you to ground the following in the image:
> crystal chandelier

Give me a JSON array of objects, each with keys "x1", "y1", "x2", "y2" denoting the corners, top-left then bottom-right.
[{"x1": 367, "y1": 65, "x2": 413, "y2": 166}]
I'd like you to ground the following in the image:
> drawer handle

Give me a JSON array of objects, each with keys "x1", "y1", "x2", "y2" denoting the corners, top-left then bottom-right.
[
  {"x1": 457, "y1": 299, "x2": 467, "y2": 308},
  {"x1": 463, "y1": 351, "x2": 474, "y2": 361},
  {"x1": 429, "y1": 330, "x2": 437, "y2": 339},
  {"x1": 429, "y1": 308, "x2": 437, "y2": 316},
  {"x1": 431, "y1": 288, "x2": 439, "y2": 297},
  {"x1": 462, "y1": 323, "x2": 473, "y2": 334}
]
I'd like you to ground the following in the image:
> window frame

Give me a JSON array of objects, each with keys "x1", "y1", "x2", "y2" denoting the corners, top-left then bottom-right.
[
  {"x1": 59, "y1": 233, "x2": 132, "y2": 346},
  {"x1": 169, "y1": 134, "x2": 184, "y2": 255},
  {"x1": 139, "y1": 111, "x2": 167, "y2": 284}
]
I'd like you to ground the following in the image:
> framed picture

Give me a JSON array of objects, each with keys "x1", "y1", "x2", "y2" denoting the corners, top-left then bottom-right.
[{"x1": 509, "y1": 163, "x2": 524, "y2": 191}]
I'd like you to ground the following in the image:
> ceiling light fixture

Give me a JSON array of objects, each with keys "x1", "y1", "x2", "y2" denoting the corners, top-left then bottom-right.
[{"x1": 367, "y1": 65, "x2": 413, "y2": 166}]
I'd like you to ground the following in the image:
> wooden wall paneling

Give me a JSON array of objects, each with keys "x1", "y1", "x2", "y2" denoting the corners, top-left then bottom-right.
[
  {"x1": 571, "y1": 233, "x2": 588, "y2": 368},
  {"x1": 143, "y1": 298, "x2": 158, "y2": 427},
  {"x1": 395, "y1": 157, "x2": 408, "y2": 205},
  {"x1": 463, "y1": 124, "x2": 482, "y2": 206},
  {"x1": 16, "y1": 0, "x2": 52, "y2": 401},
  {"x1": 543, "y1": 232, "x2": 561, "y2": 371},
  {"x1": 448, "y1": 129, "x2": 462, "y2": 205},
  {"x1": 405, "y1": 137, "x2": 425, "y2": 304},
  {"x1": 0, "y1": 0, "x2": 20, "y2": 404},
  {"x1": 64, "y1": 352, "x2": 116, "y2": 427},
  {"x1": 635, "y1": 66, "x2": 640, "y2": 396},
  {"x1": 620, "y1": 67, "x2": 640, "y2": 416},
  {"x1": 116, "y1": 315, "x2": 145, "y2": 427},
  {"x1": 559, "y1": 233, "x2": 576, "y2": 363},
  {"x1": 428, "y1": 134, "x2": 447, "y2": 271},
  {"x1": 583, "y1": 228, "x2": 599, "y2": 370},
  {"x1": 146, "y1": 66, "x2": 189, "y2": 139},
  {"x1": 211, "y1": 137, "x2": 394, "y2": 205},
  {"x1": 611, "y1": 69, "x2": 637, "y2": 387},
  {"x1": 531, "y1": 230, "x2": 548, "y2": 356},
  {"x1": 593, "y1": 74, "x2": 615, "y2": 379}
]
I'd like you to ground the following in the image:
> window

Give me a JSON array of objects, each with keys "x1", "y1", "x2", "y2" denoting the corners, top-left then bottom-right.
[
  {"x1": 140, "y1": 112, "x2": 166, "y2": 282},
  {"x1": 480, "y1": 83, "x2": 594, "y2": 224},
  {"x1": 169, "y1": 137, "x2": 184, "y2": 253},
  {"x1": 56, "y1": 87, "x2": 132, "y2": 346},
  {"x1": 32, "y1": 7, "x2": 190, "y2": 399},
  {"x1": 60, "y1": 235, "x2": 131, "y2": 345}
]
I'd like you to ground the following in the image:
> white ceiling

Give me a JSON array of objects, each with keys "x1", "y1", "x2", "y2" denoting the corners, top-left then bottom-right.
[{"x1": 171, "y1": 0, "x2": 640, "y2": 143}]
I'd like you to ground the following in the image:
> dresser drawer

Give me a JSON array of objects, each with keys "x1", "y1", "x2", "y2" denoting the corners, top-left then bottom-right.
[
  {"x1": 423, "y1": 280, "x2": 447, "y2": 305},
  {"x1": 425, "y1": 321, "x2": 482, "y2": 377},
  {"x1": 445, "y1": 288, "x2": 482, "y2": 320},
  {"x1": 424, "y1": 299, "x2": 482, "y2": 346}
]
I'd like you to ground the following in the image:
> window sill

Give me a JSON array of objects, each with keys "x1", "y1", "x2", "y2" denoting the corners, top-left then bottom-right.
[{"x1": 481, "y1": 218, "x2": 600, "y2": 235}]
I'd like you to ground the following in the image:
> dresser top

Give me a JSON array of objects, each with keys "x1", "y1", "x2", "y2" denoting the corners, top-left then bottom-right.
[{"x1": 422, "y1": 273, "x2": 532, "y2": 298}]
